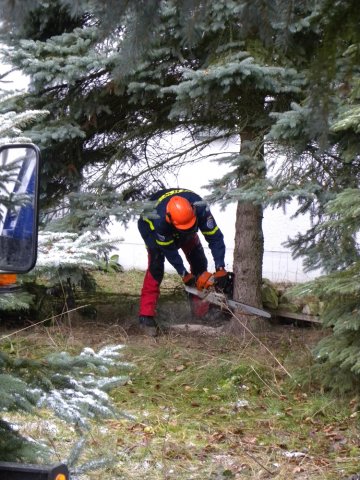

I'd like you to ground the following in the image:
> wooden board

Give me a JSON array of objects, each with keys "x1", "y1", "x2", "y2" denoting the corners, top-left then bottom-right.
[{"x1": 269, "y1": 309, "x2": 322, "y2": 324}]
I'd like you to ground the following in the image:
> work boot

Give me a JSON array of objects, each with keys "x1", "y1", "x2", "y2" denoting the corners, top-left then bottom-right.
[{"x1": 139, "y1": 315, "x2": 158, "y2": 337}]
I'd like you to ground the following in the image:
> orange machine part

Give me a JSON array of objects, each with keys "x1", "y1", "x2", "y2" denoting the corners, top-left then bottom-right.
[
  {"x1": 55, "y1": 474, "x2": 67, "y2": 480},
  {"x1": 0, "y1": 273, "x2": 17, "y2": 286}
]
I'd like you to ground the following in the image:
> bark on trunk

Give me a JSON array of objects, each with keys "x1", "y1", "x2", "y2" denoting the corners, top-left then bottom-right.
[
  {"x1": 228, "y1": 129, "x2": 267, "y2": 335},
  {"x1": 230, "y1": 200, "x2": 265, "y2": 334}
]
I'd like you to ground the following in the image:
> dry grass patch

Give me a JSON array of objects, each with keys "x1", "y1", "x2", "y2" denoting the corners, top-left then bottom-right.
[{"x1": 0, "y1": 271, "x2": 359, "y2": 479}]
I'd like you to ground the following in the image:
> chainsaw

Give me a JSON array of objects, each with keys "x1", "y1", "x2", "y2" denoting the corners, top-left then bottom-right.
[{"x1": 184, "y1": 272, "x2": 271, "y2": 319}]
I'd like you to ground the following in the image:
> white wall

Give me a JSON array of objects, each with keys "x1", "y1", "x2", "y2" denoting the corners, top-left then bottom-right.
[
  {"x1": 0, "y1": 55, "x2": 29, "y2": 91},
  {"x1": 109, "y1": 140, "x2": 321, "y2": 283}
]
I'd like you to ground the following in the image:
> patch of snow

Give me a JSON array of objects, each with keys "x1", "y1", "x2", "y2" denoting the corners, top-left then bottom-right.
[
  {"x1": 283, "y1": 450, "x2": 307, "y2": 458},
  {"x1": 232, "y1": 399, "x2": 249, "y2": 408}
]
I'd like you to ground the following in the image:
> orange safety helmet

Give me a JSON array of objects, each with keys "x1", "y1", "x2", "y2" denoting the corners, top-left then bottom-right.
[{"x1": 166, "y1": 196, "x2": 197, "y2": 230}]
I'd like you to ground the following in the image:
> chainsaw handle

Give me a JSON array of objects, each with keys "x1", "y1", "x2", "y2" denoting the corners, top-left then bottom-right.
[{"x1": 196, "y1": 271, "x2": 214, "y2": 290}]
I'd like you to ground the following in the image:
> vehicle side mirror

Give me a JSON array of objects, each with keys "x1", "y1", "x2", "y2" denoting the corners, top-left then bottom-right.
[{"x1": 0, "y1": 143, "x2": 40, "y2": 273}]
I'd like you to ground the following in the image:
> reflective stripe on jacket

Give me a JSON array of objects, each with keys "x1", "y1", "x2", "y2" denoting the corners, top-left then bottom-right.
[{"x1": 140, "y1": 188, "x2": 225, "y2": 275}]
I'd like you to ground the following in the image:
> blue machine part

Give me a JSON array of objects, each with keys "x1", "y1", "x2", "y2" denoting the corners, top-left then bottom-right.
[{"x1": 3, "y1": 157, "x2": 35, "y2": 240}]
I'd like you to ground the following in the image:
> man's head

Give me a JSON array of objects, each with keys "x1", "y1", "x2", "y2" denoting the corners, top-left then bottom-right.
[{"x1": 166, "y1": 196, "x2": 197, "y2": 232}]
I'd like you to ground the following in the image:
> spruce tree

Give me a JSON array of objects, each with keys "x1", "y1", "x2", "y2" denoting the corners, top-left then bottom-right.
[
  {"x1": 4, "y1": 0, "x2": 358, "y2": 389},
  {"x1": 0, "y1": 1, "x2": 310, "y2": 333},
  {"x1": 0, "y1": 343, "x2": 132, "y2": 464},
  {"x1": 296, "y1": 191, "x2": 360, "y2": 392},
  {"x1": 6, "y1": 0, "x2": 358, "y2": 339},
  {"x1": 267, "y1": 0, "x2": 360, "y2": 272},
  {"x1": 266, "y1": 0, "x2": 360, "y2": 391},
  {"x1": 0, "y1": 96, "x2": 131, "y2": 465}
]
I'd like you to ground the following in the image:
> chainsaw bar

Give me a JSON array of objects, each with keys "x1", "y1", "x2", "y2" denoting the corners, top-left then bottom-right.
[{"x1": 184, "y1": 286, "x2": 271, "y2": 319}]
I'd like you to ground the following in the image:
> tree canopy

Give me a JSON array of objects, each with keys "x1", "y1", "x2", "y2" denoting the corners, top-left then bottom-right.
[
  {"x1": 0, "y1": 0, "x2": 308, "y2": 222},
  {"x1": 1, "y1": 0, "x2": 360, "y2": 389},
  {"x1": 0, "y1": 0, "x2": 308, "y2": 322}
]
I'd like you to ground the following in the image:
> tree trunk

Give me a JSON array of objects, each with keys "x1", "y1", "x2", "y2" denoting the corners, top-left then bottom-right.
[
  {"x1": 228, "y1": 130, "x2": 266, "y2": 335},
  {"x1": 230, "y1": 200, "x2": 265, "y2": 334}
]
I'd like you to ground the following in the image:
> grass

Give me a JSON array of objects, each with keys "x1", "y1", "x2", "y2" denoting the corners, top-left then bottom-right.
[
  {"x1": 1, "y1": 270, "x2": 360, "y2": 479},
  {"x1": 109, "y1": 337, "x2": 359, "y2": 479}
]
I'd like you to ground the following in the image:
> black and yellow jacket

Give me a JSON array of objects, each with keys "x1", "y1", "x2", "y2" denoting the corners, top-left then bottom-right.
[{"x1": 140, "y1": 188, "x2": 226, "y2": 275}]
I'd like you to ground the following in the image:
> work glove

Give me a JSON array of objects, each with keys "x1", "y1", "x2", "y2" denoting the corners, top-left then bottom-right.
[
  {"x1": 182, "y1": 272, "x2": 196, "y2": 287},
  {"x1": 196, "y1": 271, "x2": 215, "y2": 291},
  {"x1": 213, "y1": 267, "x2": 228, "y2": 290}
]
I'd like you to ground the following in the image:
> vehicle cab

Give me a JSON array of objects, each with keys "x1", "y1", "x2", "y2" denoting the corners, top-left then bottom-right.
[{"x1": 0, "y1": 143, "x2": 70, "y2": 479}]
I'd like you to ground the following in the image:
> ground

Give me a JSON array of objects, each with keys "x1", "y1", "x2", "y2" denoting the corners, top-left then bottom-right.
[{"x1": 1, "y1": 270, "x2": 359, "y2": 479}]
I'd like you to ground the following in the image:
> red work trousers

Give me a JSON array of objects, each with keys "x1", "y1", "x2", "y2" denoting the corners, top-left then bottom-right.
[{"x1": 139, "y1": 234, "x2": 208, "y2": 318}]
